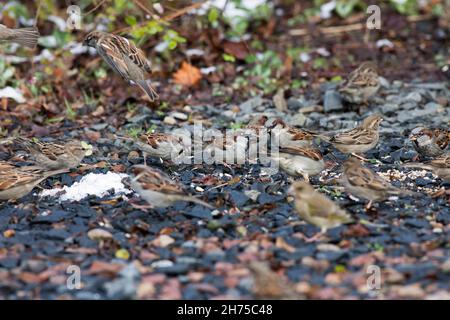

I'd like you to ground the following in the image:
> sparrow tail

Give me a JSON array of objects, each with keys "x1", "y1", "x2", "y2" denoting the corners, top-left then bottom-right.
[
  {"x1": 178, "y1": 195, "x2": 214, "y2": 209},
  {"x1": 11, "y1": 27, "x2": 39, "y2": 48},
  {"x1": 136, "y1": 80, "x2": 159, "y2": 102},
  {"x1": 403, "y1": 163, "x2": 434, "y2": 171}
]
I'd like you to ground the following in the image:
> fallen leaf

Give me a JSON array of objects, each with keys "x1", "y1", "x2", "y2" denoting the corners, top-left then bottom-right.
[
  {"x1": 275, "y1": 237, "x2": 296, "y2": 253},
  {"x1": 173, "y1": 62, "x2": 202, "y2": 87},
  {"x1": 87, "y1": 228, "x2": 114, "y2": 241}
]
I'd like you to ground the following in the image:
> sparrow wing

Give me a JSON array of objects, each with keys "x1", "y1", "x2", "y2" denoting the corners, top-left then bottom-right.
[
  {"x1": 114, "y1": 35, "x2": 152, "y2": 72},
  {"x1": 97, "y1": 37, "x2": 130, "y2": 80}
]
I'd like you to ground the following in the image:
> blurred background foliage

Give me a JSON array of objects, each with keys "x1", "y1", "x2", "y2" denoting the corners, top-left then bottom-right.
[{"x1": 0, "y1": 0, "x2": 448, "y2": 110}]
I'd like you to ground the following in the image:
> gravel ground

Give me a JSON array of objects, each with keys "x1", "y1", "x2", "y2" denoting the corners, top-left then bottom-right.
[{"x1": 0, "y1": 79, "x2": 449, "y2": 300}]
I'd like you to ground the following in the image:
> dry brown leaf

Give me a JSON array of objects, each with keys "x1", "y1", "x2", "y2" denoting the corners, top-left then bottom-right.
[{"x1": 173, "y1": 62, "x2": 202, "y2": 87}]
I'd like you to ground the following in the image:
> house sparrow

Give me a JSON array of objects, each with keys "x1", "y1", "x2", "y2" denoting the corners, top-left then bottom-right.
[
  {"x1": 15, "y1": 138, "x2": 90, "y2": 170},
  {"x1": 122, "y1": 133, "x2": 188, "y2": 163},
  {"x1": 404, "y1": 153, "x2": 450, "y2": 183},
  {"x1": 341, "y1": 157, "x2": 416, "y2": 209},
  {"x1": 127, "y1": 165, "x2": 213, "y2": 208},
  {"x1": 409, "y1": 127, "x2": 450, "y2": 158},
  {"x1": 318, "y1": 114, "x2": 383, "y2": 159},
  {"x1": 84, "y1": 31, "x2": 158, "y2": 101},
  {"x1": 248, "y1": 261, "x2": 301, "y2": 300},
  {"x1": 338, "y1": 62, "x2": 380, "y2": 104},
  {"x1": 268, "y1": 118, "x2": 314, "y2": 149},
  {"x1": 0, "y1": 24, "x2": 40, "y2": 48},
  {"x1": 288, "y1": 181, "x2": 353, "y2": 241},
  {"x1": 272, "y1": 147, "x2": 325, "y2": 181},
  {"x1": 203, "y1": 133, "x2": 248, "y2": 165},
  {"x1": 0, "y1": 161, "x2": 68, "y2": 201}
]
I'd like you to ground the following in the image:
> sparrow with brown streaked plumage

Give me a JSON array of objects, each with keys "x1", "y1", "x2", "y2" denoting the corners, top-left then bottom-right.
[
  {"x1": 84, "y1": 31, "x2": 158, "y2": 101},
  {"x1": 404, "y1": 153, "x2": 450, "y2": 183},
  {"x1": 338, "y1": 62, "x2": 380, "y2": 104},
  {"x1": 0, "y1": 161, "x2": 68, "y2": 201},
  {"x1": 0, "y1": 24, "x2": 40, "y2": 48},
  {"x1": 203, "y1": 133, "x2": 248, "y2": 165},
  {"x1": 272, "y1": 146, "x2": 325, "y2": 182},
  {"x1": 249, "y1": 261, "x2": 302, "y2": 300},
  {"x1": 119, "y1": 132, "x2": 188, "y2": 163},
  {"x1": 409, "y1": 127, "x2": 450, "y2": 158},
  {"x1": 268, "y1": 118, "x2": 314, "y2": 149},
  {"x1": 288, "y1": 181, "x2": 354, "y2": 241},
  {"x1": 15, "y1": 138, "x2": 90, "y2": 170},
  {"x1": 126, "y1": 165, "x2": 213, "y2": 209},
  {"x1": 317, "y1": 114, "x2": 383, "y2": 160},
  {"x1": 340, "y1": 157, "x2": 417, "y2": 209}
]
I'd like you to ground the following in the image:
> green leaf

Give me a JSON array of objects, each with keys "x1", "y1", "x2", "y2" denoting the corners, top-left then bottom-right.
[
  {"x1": 208, "y1": 7, "x2": 219, "y2": 24},
  {"x1": 223, "y1": 53, "x2": 236, "y2": 62},
  {"x1": 125, "y1": 15, "x2": 137, "y2": 26},
  {"x1": 336, "y1": 0, "x2": 360, "y2": 18}
]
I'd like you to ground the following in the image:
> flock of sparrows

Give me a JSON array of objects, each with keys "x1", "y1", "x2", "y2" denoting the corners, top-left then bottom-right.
[{"x1": 1, "y1": 23, "x2": 449, "y2": 239}]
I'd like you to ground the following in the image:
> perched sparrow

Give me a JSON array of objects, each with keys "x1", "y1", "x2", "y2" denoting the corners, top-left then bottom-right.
[
  {"x1": 288, "y1": 181, "x2": 353, "y2": 238},
  {"x1": 409, "y1": 127, "x2": 450, "y2": 158},
  {"x1": 268, "y1": 118, "x2": 314, "y2": 148},
  {"x1": 121, "y1": 133, "x2": 188, "y2": 163},
  {"x1": 338, "y1": 62, "x2": 380, "y2": 104},
  {"x1": 0, "y1": 24, "x2": 40, "y2": 48},
  {"x1": 404, "y1": 153, "x2": 450, "y2": 183},
  {"x1": 272, "y1": 147, "x2": 325, "y2": 181},
  {"x1": 248, "y1": 261, "x2": 301, "y2": 300},
  {"x1": 0, "y1": 161, "x2": 68, "y2": 201},
  {"x1": 127, "y1": 165, "x2": 213, "y2": 208},
  {"x1": 84, "y1": 31, "x2": 158, "y2": 101},
  {"x1": 341, "y1": 157, "x2": 416, "y2": 209},
  {"x1": 15, "y1": 138, "x2": 90, "y2": 170},
  {"x1": 318, "y1": 114, "x2": 383, "y2": 159}
]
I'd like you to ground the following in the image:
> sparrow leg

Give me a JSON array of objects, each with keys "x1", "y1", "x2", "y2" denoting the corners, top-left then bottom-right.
[
  {"x1": 142, "y1": 152, "x2": 147, "y2": 166},
  {"x1": 302, "y1": 231, "x2": 325, "y2": 243},
  {"x1": 297, "y1": 170, "x2": 309, "y2": 182},
  {"x1": 351, "y1": 153, "x2": 369, "y2": 162}
]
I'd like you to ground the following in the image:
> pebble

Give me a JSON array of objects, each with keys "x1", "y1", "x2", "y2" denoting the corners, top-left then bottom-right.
[
  {"x1": 171, "y1": 112, "x2": 188, "y2": 121},
  {"x1": 323, "y1": 90, "x2": 343, "y2": 112},
  {"x1": 163, "y1": 116, "x2": 177, "y2": 125}
]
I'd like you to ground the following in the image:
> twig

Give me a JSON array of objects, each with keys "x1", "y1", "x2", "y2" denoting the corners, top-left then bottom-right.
[
  {"x1": 115, "y1": 1, "x2": 206, "y2": 34},
  {"x1": 34, "y1": 0, "x2": 42, "y2": 27},
  {"x1": 290, "y1": 22, "x2": 365, "y2": 36},
  {"x1": 84, "y1": 0, "x2": 109, "y2": 16},
  {"x1": 161, "y1": 1, "x2": 206, "y2": 22},
  {"x1": 131, "y1": 0, "x2": 155, "y2": 17},
  {"x1": 290, "y1": 14, "x2": 435, "y2": 37}
]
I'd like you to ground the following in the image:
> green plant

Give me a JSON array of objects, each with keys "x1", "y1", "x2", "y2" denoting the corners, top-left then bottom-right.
[
  {"x1": 0, "y1": 58, "x2": 16, "y2": 87},
  {"x1": 243, "y1": 51, "x2": 283, "y2": 94},
  {"x1": 390, "y1": 0, "x2": 419, "y2": 15}
]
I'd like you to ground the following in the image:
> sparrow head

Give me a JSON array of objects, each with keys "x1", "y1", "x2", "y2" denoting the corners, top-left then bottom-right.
[
  {"x1": 267, "y1": 118, "x2": 287, "y2": 129},
  {"x1": 67, "y1": 140, "x2": 93, "y2": 157},
  {"x1": 288, "y1": 181, "x2": 314, "y2": 197},
  {"x1": 409, "y1": 127, "x2": 430, "y2": 142},
  {"x1": 358, "y1": 61, "x2": 378, "y2": 73},
  {"x1": 256, "y1": 115, "x2": 269, "y2": 126},
  {"x1": 361, "y1": 114, "x2": 383, "y2": 129},
  {"x1": 84, "y1": 31, "x2": 103, "y2": 47},
  {"x1": 343, "y1": 157, "x2": 362, "y2": 170}
]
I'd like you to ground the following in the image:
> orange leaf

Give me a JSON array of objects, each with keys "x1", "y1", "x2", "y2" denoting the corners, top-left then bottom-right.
[{"x1": 173, "y1": 62, "x2": 202, "y2": 87}]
